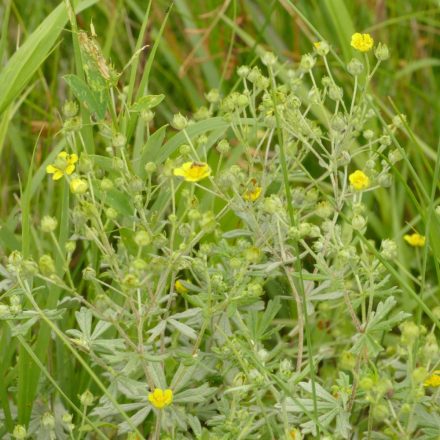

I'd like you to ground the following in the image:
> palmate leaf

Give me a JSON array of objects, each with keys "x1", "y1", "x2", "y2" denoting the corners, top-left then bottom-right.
[{"x1": 351, "y1": 296, "x2": 410, "y2": 356}]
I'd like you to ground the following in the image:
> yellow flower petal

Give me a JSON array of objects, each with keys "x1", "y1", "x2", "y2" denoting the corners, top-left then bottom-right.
[
  {"x1": 58, "y1": 151, "x2": 68, "y2": 159},
  {"x1": 53, "y1": 170, "x2": 64, "y2": 181},
  {"x1": 65, "y1": 164, "x2": 75, "y2": 175},
  {"x1": 175, "y1": 280, "x2": 189, "y2": 294},
  {"x1": 69, "y1": 153, "x2": 79, "y2": 164},
  {"x1": 46, "y1": 164, "x2": 57, "y2": 174}
]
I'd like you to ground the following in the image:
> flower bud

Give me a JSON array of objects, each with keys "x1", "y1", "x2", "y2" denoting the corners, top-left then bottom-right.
[
  {"x1": 237, "y1": 66, "x2": 250, "y2": 78},
  {"x1": 375, "y1": 42, "x2": 390, "y2": 61},
  {"x1": 39, "y1": 254, "x2": 56, "y2": 276},
  {"x1": 328, "y1": 84, "x2": 343, "y2": 101},
  {"x1": 262, "y1": 52, "x2": 277, "y2": 66},
  {"x1": 134, "y1": 230, "x2": 151, "y2": 247},
  {"x1": 41, "y1": 216, "x2": 58, "y2": 233},
  {"x1": 41, "y1": 412, "x2": 55, "y2": 429},
  {"x1": 80, "y1": 390, "x2": 94, "y2": 406},
  {"x1": 347, "y1": 58, "x2": 364, "y2": 76},
  {"x1": 82, "y1": 267, "x2": 96, "y2": 280},
  {"x1": 352, "y1": 214, "x2": 367, "y2": 231},
  {"x1": 62, "y1": 100, "x2": 79, "y2": 118},
  {"x1": 144, "y1": 162, "x2": 157, "y2": 174},
  {"x1": 171, "y1": 113, "x2": 188, "y2": 130},
  {"x1": 400, "y1": 321, "x2": 420, "y2": 346},
  {"x1": 314, "y1": 40, "x2": 330, "y2": 56},
  {"x1": 70, "y1": 178, "x2": 88, "y2": 194},
  {"x1": 112, "y1": 132, "x2": 127, "y2": 148},
  {"x1": 299, "y1": 54, "x2": 316, "y2": 72},
  {"x1": 206, "y1": 88, "x2": 220, "y2": 103},
  {"x1": 380, "y1": 239, "x2": 397, "y2": 260},
  {"x1": 141, "y1": 109, "x2": 155, "y2": 123},
  {"x1": 13, "y1": 425, "x2": 27, "y2": 439}
]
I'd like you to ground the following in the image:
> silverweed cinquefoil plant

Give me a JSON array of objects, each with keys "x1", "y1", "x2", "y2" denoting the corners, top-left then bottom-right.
[{"x1": 1, "y1": 27, "x2": 439, "y2": 440}]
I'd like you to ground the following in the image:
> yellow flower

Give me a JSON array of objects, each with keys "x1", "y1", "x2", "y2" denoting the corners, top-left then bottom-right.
[
  {"x1": 173, "y1": 161, "x2": 211, "y2": 182},
  {"x1": 46, "y1": 151, "x2": 78, "y2": 181},
  {"x1": 243, "y1": 184, "x2": 262, "y2": 202},
  {"x1": 349, "y1": 170, "x2": 370, "y2": 191},
  {"x1": 424, "y1": 370, "x2": 440, "y2": 387},
  {"x1": 70, "y1": 178, "x2": 88, "y2": 194},
  {"x1": 148, "y1": 388, "x2": 173, "y2": 409},
  {"x1": 351, "y1": 33, "x2": 374, "y2": 52},
  {"x1": 404, "y1": 232, "x2": 425, "y2": 247},
  {"x1": 313, "y1": 41, "x2": 321, "y2": 49},
  {"x1": 175, "y1": 280, "x2": 188, "y2": 294}
]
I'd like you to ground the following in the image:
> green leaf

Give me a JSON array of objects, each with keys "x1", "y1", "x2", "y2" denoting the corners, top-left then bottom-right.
[
  {"x1": 130, "y1": 94, "x2": 165, "y2": 112},
  {"x1": 64, "y1": 74, "x2": 107, "y2": 120},
  {"x1": 0, "y1": 0, "x2": 98, "y2": 114}
]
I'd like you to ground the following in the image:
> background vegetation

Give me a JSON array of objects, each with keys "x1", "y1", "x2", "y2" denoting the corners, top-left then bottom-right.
[{"x1": 0, "y1": 0, "x2": 440, "y2": 438}]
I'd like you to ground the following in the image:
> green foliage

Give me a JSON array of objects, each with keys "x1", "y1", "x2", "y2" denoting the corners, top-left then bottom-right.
[{"x1": 0, "y1": 1, "x2": 440, "y2": 439}]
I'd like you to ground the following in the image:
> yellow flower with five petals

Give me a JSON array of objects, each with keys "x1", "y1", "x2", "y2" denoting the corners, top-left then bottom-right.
[
  {"x1": 349, "y1": 170, "x2": 370, "y2": 191},
  {"x1": 46, "y1": 151, "x2": 78, "y2": 181},
  {"x1": 173, "y1": 162, "x2": 211, "y2": 182},
  {"x1": 351, "y1": 33, "x2": 374, "y2": 52},
  {"x1": 148, "y1": 388, "x2": 173, "y2": 409}
]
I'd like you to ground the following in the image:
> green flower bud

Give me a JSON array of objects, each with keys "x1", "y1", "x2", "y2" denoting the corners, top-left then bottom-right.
[
  {"x1": 62, "y1": 100, "x2": 79, "y2": 118},
  {"x1": 103, "y1": 207, "x2": 117, "y2": 221},
  {"x1": 316, "y1": 201, "x2": 333, "y2": 218},
  {"x1": 171, "y1": 113, "x2": 188, "y2": 130},
  {"x1": 144, "y1": 161, "x2": 157, "y2": 174},
  {"x1": 82, "y1": 267, "x2": 96, "y2": 280},
  {"x1": 299, "y1": 54, "x2": 316, "y2": 72},
  {"x1": 100, "y1": 178, "x2": 114, "y2": 191},
  {"x1": 237, "y1": 65, "x2": 250, "y2": 78},
  {"x1": 375, "y1": 42, "x2": 390, "y2": 61},
  {"x1": 262, "y1": 51, "x2": 277, "y2": 66},
  {"x1": 134, "y1": 230, "x2": 151, "y2": 247},
  {"x1": 380, "y1": 239, "x2": 397, "y2": 260},
  {"x1": 245, "y1": 246, "x2": 261, "y2": 263},
  {"x1": 388, "y1": 149, "x2": 402, "y2": 164},
  {"x1": 80, "y1": 390, "x2": 94, "y2": 406},
  {"x1": 347, "y1": 58, "x2": 364, "y2": 76},
  {"x1": 359, "y1": 376, "x2": 374, "y2": 391},
  {"x1": 194, "y1": 106, "x2": 211, "y2": 121},
  {"x1": 13, "y1": 425, "x2": 27, "y2": 439},
  {"x1": 412, "y1": 367, "x2": 427, "y2": 384},
  {"x1": 38, "y1": 255, "x2": 56, "y2": 276},
  {"x1": 206, "y1": 88, "x2": 220, "y2": 103},
  {"x1": 141, "y1": 109, "x2": 155, "y2": 123},
  {"x1": 328, "y1": 84, "x2": 343, "y2": 101},
  {"x1": 314, "y1": 40, "x2": 330, "y2": 56},
  {"x1": 41, "y1": 412, "x2": 55, "y2": 429},
  {"x1": 339, "y1": 351, "x2": 356, "y2": 370},
  {"x1": 352, "y1": 214, "x2": 367, "y2": 231},
  {"x1": 372, "y1": 403, "x2": 389, "y2": 422},
  {"x1": 41, "y1": 216, "x2": 58, "y2": 233},
  {"x1": 112, "y1": 132, "x2": 127, "y2": 148},
  {"x1": 216, "y1": 139, "x2": 230, "y2": 155},
  {"x1": 400, "y1": 321, "x2": 420, "y2": 346}
]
